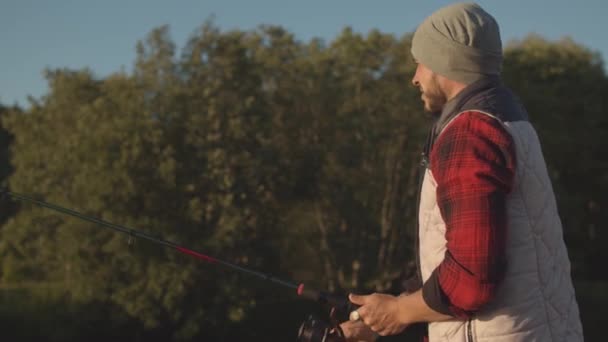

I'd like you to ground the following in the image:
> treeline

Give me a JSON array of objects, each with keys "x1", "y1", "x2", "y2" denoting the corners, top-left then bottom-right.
[{"x1": 0, "y1": 23, "x2": 607, "y2": 341}]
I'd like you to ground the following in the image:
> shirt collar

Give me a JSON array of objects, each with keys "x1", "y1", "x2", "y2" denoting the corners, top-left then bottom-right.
[{"x1": 433, "y1": 76, "x2": 502, "y2": 134}]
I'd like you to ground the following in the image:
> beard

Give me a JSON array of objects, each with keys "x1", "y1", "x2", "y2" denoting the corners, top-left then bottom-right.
[
  {"x1": 419, "y1": 75, "x2": 447, "y2": 114},
  {"x1": 421, "y1": 91, "x2": 446, "y2": 113}
]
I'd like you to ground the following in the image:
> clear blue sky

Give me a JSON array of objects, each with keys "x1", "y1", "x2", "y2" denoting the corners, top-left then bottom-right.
[{"x1": 1, "y1": 0, "x2": 606, "y2": 107}]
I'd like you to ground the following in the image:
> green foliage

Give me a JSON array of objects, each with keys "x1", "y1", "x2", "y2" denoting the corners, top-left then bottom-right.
[
  {"x1": 0, "y1": 283, "x2": 143, "y2": 342},
  {"x1": 0, "y1": 27, "x2": 606, "y2": 341},
  {"x1": 0, "y1": 104, "x2": 13, "y2": 185}
]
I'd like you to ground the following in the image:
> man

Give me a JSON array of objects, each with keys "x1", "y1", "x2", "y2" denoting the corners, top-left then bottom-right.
[{"x1": 341, "y1": 3, "x2": 583, "y2": 341}]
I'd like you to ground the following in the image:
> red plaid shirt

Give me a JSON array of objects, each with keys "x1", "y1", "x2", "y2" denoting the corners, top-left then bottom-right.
[{"x1": 422, "y1": 111, "x2": 516, "y2": 319}]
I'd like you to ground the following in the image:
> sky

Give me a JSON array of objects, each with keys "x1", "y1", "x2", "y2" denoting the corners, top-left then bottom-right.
[{"x1": 1, "y1": 0, "x2": 607, "y2": 107}]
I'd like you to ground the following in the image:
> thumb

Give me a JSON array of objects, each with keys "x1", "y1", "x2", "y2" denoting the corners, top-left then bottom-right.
[{"x1": 348, "y1": 293, "x2": 367, "y2": 305}]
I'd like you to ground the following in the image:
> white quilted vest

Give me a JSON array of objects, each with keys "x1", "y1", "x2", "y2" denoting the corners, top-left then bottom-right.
[{"x1": 419, "y1": 111, "x2": 584, "y2": 341}]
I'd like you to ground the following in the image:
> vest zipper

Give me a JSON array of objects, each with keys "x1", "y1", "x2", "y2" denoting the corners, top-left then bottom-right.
[
  {"x1": 466, "y1": 319, "x2": 474, "y2": 342},
  {"x1": 414, "y1": 152, "x2": 428, "y2": 284},
  {"x1": 415, "y1": 127, "x2": 434, "y2": 287}
]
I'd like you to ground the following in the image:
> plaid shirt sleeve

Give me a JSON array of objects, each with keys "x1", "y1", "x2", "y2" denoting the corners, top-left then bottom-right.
[{"x1": 421, "y1": 111, "x2": 516, "y2": 319}]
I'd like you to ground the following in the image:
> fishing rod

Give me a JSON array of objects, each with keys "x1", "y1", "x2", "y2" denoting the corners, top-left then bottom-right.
[{"x1": 1, "y1": 188, "x2": 357, "y2": 341}]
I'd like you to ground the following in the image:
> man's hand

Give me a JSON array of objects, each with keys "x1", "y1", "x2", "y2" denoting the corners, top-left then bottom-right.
[
  {"x1": 338, "y1": 320, "x2": 378, "y2": 342},
  {"x1": 348, "y1": 293, "x2": 410, "y2": 336}
]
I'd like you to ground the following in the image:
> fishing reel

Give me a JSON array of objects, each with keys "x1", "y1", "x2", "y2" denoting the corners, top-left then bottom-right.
[
  {"x1": 296, "y1": 292, "x2": 358, "y2": 342},
  {"x1": 297, "y1": 313, "x2": 345, "y2": 342}
]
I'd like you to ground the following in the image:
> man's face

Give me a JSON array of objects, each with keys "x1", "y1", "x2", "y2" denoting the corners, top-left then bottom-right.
[{"x1": 411, "y1": 63, "x2": 447, "y2": 113}]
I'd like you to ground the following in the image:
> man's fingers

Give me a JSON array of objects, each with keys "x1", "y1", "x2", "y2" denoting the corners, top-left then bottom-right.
[
  {"x1": 362, "y1": 314, "x2": 374, "y2": 327},
  {"x1": 348, "y1": 293, "x2": 367, "y2": 305},
  {"x1": 377, "y1": 330, "x2": 389, "y2": 337},
  {"x1": 369, "y1": 324, "x2": 381, "y2": 333}
]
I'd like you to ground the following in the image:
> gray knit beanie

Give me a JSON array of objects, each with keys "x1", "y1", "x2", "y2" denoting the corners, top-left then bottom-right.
[{"x1": 411, "y1": 2, "x2": 503, "y2": 84}]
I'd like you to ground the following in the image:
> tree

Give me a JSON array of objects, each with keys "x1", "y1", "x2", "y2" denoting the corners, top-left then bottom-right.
[
  {"x1": 0, "y1": 103, "x2": 16, "y2": 224},
  {"x1": 0, "y1": 103, "x2": 17, "y2": 283}
]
